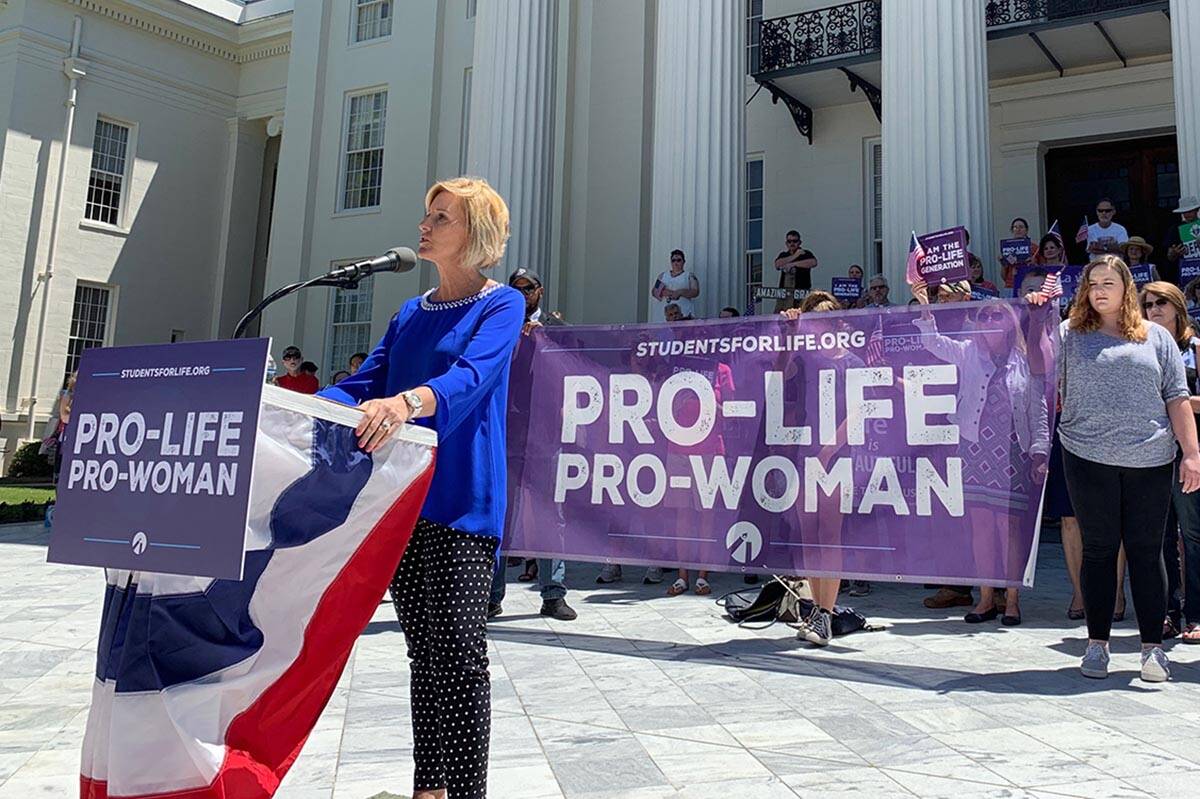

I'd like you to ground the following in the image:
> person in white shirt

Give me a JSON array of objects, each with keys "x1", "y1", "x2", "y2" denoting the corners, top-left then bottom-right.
[
  {"x1": 1087, "y1": 198, "x2": 1129, "y2": 256},
  {"x1": 651, "y1": 249, "x2": 700, "y2": 320}
]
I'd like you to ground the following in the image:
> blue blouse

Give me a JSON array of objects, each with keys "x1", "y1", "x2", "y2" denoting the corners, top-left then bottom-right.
[{"x1": 318, "y1": 284, "x2": 525, "y2": 539}]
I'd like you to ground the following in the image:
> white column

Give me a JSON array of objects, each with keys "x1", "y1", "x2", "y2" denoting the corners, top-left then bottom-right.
[
  {"x1": 649, "y1": 0, "x2": 743, "y2": 319},
  {"x1": 1171, "y1": 0, "x2": 1200, "y2": 196},
  {"x1": 467, "y1": 0, "x2": 557, "y2": 284},
  {"x1": 882, "y1": 0, "x2": 993, "y2": 290},
  {"x1": 210, "y1": 117, "x2": 267, "y2": 339}
]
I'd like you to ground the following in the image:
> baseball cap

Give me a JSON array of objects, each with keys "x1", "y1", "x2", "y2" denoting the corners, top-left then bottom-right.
[
  {"x1": 282, "y1": 345, "x2": 302, "y2": 359},
  {"x1": 508, "y1": 267, "x2": 542, "y2": 288}
]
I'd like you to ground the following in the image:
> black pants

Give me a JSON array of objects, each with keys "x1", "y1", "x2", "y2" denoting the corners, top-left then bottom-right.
[
  {"x1": 390, "y1": 518, "x2": 496, "y2": 798},
  {"x1": 1062, "y1": 450, "x2": 1172, "y2": 643}
]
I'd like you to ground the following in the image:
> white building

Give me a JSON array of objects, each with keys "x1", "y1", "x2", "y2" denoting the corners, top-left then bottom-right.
[{"x1": 1, "y1": 0, "x2": 1198, "y2": 470}]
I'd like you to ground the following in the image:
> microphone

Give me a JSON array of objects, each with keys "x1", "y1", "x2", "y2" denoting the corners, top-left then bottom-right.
[{"x1": 325, "y1": 247, "x2": 418, "y2": 281}]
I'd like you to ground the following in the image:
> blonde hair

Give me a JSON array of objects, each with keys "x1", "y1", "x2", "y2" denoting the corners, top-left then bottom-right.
[
  {"x1": 1140, "y1": 281, "x2": 1194, "y2": 348},
  {"x1": 799, "y1": 290, "x2": 841, "y2": 314},
  {"x1": 424, "y1": 177, "x2": 510, "y2": 269},
  {"x1": 1067, "y1": 254, "x2": 1147, "y2": 342}
]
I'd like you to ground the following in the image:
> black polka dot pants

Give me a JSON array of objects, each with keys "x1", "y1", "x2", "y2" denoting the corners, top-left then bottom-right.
[{"x1": 389, "y1": 518, "x2": 497, "y2": 799}]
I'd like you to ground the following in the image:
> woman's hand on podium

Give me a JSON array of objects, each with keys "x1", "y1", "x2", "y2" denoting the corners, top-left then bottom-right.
[{"x1": 356, "y1": 396, "x2": 412, "y2": 453}]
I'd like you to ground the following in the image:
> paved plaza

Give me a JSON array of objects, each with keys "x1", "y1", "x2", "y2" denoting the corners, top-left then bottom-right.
[{"x1": 1, "y1": 521, "x2": 1199, "y2": 798}]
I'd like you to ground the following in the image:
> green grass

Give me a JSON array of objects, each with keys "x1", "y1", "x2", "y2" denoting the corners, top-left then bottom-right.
[{"x1": 0, "y1": 486, "x2": 55, "y2": 505}]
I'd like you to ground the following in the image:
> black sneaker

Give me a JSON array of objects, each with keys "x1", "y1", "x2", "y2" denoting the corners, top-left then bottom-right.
[
  {"x1": 487, "y1": 602, "x2": 503, "y2": 619},
  {"x1": 540, "y1": 598, "x2": 578, "y2": 621}
]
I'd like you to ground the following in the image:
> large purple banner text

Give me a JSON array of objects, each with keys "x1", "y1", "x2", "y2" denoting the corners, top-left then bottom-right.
[{"x1": 505, "y1": 302, "x2": 1059, "y2": 587}]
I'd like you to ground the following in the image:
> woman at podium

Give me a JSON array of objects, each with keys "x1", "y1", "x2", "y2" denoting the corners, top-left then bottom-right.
[{"x1": 319, "y1": 177, "x2": 524, "y2": 799}]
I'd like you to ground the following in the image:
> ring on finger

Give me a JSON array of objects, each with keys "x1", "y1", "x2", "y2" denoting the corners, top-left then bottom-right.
[{"x1": 381, "y1": 420, "x2": 392, "y2": 431}]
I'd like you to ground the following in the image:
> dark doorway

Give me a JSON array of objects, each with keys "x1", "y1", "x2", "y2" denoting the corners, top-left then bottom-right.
[{"x1": 1044, "y1": 134, "x2": 1180, "y2": 266}]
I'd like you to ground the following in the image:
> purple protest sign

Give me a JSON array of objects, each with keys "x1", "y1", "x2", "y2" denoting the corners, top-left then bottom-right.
[
  {"x1": 47, "y1": 339, "x2": 269, "y2": 579},
  {"x1": 505, "y1": 305, "x2": 1058, "y2": 587},
  {"x1": 999, "y1": 238, "x2": 1032, "y2": 265},
  {"x1": 917, "y1": 227, "x2": 970, "y2": 285},
  {"x1": 831, "y1": 277, "x2": 862, "y2": 304},
  {"x1": 1129, "y1": 264, "x2": 1154, "y2": 287},
  {"x1": 1181, "y1": 258, "x2": 1200, "y2": 286}
]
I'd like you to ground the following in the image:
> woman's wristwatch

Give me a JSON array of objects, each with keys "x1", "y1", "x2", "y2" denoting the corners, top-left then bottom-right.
[{"x1": 400, "y1": 390, "x2": 423, "y2": 419}]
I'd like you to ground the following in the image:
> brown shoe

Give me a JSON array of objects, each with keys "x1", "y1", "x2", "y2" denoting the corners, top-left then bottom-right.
[{"x1": 924, "y1": 588, "x2": 973, "y2": 609}]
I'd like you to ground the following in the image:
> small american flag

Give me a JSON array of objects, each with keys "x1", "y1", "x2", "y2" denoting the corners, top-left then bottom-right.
[
  {"x1": 1075, "y1": 216, "x2": 1089, "y2": 244},
  {"x1": 1040, "y1": 271, "x2": 1063, "y2": 300},
  {"x1": 866, "y1": 316, "x2": 886, "y2": 366},
  {"x1": 1047, "y1": 219, "x2": 1063, "y2": 245},
  {"x1": 905, "y1": 231, "x2": 924, "y2": 285}
]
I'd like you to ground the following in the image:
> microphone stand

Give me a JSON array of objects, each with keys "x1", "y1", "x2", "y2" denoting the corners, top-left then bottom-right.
[{"x1": 233, "y1": 274, "x2": 364, "y2": 339}]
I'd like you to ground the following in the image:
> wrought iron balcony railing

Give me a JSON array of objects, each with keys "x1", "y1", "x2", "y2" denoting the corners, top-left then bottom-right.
[
  {"x1": 757, "y1": 0, "x2": 880, "y2": 75},
  {"x1": 756, "y1": 0, "x2": 1167, "y2": 77}
]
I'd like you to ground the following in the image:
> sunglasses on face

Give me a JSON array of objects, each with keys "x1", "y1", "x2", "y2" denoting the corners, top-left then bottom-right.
[
  {"x1": 976, "y1": 310, "x2": 1005, "y2": 323},
  {"x1": 670, "y1": 257, "x2": 684, "y2": 263},
  {"x1": 1097, "y1": 207, "x2": 1115, "y2": 214},
  {"x1": 1142, "y1": 297, "x2": 1170, "y2": 311},
  {"x1": 786, "y1": 239, "x2": 800, "y2": 245},
  {"x1": 513, "y1": 283, "x2": 539, "y2": 295},
  {"x1": 283, "y1": 354, "x2": 301, "y2": 361}
]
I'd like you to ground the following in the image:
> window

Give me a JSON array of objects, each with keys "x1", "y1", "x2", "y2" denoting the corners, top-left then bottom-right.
[
  {"x1": 353, "y1": 0, "x2": 392, "y2": 43},
  {"x1": 746, "y1": 157, "x2": 764, "y2": 310},
  {"x1": 747, "y1": 0, "x2": 763, "y2": 74},
  {"x1": 340, "y1": 91, "x2": 388, "y2": 211},
  {"x1": 866, "y1": 138, "x2": 883, "y2": 274},
  {"x1": 85, "y1": 119, "x2": 131, "y2": 226},
  {"x1": 66, "y1": 282, "x2": 114, "y2": 380},
  {"x1": 459, "y1": 68, "x2": 473, "y2": 173},
  {"x1": 326, "y1": 274, "x2": 374, "y2": 376}
]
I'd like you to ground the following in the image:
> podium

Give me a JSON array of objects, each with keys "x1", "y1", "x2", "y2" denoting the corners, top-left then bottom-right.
[{"x1": 49, "y1": 340, "x2": 437, "y2": 799}]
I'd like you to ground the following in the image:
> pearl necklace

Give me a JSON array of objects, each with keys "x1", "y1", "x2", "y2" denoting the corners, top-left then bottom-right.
[{"x1": 420, "y1": 282, "x2": 502, "y2": 311}]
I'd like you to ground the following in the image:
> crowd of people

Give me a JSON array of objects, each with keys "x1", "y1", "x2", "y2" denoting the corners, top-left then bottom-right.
[{"x1": 45, "y1": 171, "x2": 1191, "y2": 799}]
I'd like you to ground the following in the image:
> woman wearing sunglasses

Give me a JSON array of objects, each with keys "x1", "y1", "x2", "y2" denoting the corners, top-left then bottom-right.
[
  {"x1": 1140, "y1": 282, "x2": 1200, "y2": 643},
  {"x1": 910, "y1": 281, "x2": 1052, "y2": 625}
]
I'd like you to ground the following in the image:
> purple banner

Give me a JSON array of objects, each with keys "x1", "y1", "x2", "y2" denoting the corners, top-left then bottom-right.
[
  {"x1": 917, "y1": 227, "x2": 970, "y2": 285},
  {"x1": 47, "y1": 339, "x2": 269, "y2": 579},
  {"x1": 505, "y1": 305, "x2": 1058, "y2": 587}
]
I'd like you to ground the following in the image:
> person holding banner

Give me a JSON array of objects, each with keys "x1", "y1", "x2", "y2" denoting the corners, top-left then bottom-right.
[
  {"x1": 1045, "y1": 255, "x2": 1200, "y2": 682},
  {"x1": 911, "y1": 281, "x2": 1052, "y2": 625},
  {"x1": 1139, "y1": 281, "x2": 1200, "y2": 643},
  {"x1": 320, "y1": 176, "x2": 525, "y2": 798}
]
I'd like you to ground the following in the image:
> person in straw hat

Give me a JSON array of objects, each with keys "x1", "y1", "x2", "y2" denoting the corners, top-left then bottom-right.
[{"x1": 1120, "y1": 236, "x2": 1155, "y2": 270}]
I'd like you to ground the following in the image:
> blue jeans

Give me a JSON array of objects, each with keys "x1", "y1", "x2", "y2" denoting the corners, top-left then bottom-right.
[
  {"x1": 1171, "y1": 467, "x2": 1200, "y2": 625},
  {"x1": 489, "y1": 558, "x2": 567, "y2": 605}
]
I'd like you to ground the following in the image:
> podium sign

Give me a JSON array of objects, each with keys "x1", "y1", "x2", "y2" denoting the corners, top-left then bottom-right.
[{"x1": 47, "y1": 339, "x2": 270, "y2": 579}]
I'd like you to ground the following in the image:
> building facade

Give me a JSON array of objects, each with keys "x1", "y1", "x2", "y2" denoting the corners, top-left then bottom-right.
[{"x1": 1, "y1": 0, "x2": 1198, "y2": 471}]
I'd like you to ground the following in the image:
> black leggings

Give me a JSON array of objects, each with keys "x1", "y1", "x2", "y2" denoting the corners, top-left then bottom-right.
[
  {"x1": 390, "y1": 518, "x2": 497, "y2": 799},
  {"x1": 1062, "y1": 450, "x2": 1172, "y2": 644}
]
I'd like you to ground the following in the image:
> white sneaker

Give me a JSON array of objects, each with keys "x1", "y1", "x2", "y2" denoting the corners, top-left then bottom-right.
[
  {"x1": 1080, "y1": 642, "x2": 1109, "y2": 679},
  {"x1": 1140, "y1": 646, "x2": 1170, "y2": 683},
  {"x1": 643, "y1": 567, "x2": 664, "y2": 584}
]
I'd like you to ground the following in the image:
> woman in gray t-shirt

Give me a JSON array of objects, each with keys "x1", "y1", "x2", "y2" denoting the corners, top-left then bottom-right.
[{"x1": 1044, "y1": 255, "x2": 1200, "y2": 683}]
